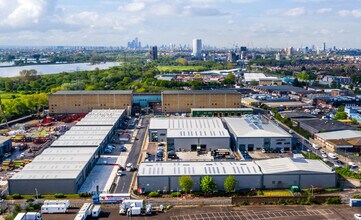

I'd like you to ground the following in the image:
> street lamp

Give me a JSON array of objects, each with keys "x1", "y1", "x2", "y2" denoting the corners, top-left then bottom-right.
[
  {"x1": 310, "y1": 185, "x2": 314, "y2": 196},
  {"x1": 35, "y1": 188, "x2": 38, "y2": 200}
]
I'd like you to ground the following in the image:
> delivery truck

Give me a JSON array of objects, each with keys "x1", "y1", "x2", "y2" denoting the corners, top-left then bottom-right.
[
  {"x1": 14, "y1": 212, "x2": 42, "y2": 220},
  {"x1": 41, "y1": 205, "x2": 67, "y2": 214},
  {"x1": 43, "y1": 200, "x2": 70, "y2": 208},
  {"x1": 93, "y1": 193, "x2": 131, "y2": 204},
  {"x1": 91, "y1": 205, "x2": 101, "y2": 217}
]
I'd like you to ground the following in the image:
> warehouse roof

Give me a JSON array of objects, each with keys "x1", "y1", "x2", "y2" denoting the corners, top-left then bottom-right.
[
  {"x1": 64, "y1": 130, "x2": 111, "y2": 136},
  {"x1": 149, "y1": 117, "x2": 225, "y2": 130},
  {"x1": 255, "y1": 158, "x2": 334, "y2": 174},
  {"x1": 10, "y1": 170, "x2": 82, "y2": 180},
  {"x1": 69, "y1": 126, "x2": 113, "y2": 132},
  {"x1": 0, "y1": 136, "x2": 11, "y2": 143},
  {"x1": 57, "y1": 135, "x2": 106, "y2": 141},
  {"x1": 138, "y1": 161, "x2": 262, "y2": 177},
  {"x1": 162, "y1": 90, "x2": 239, "y2": 95},
  {"x1": 223, "y1": 116, "x2": 292, "y2": 138},
  {"x1": 51, "y1": 139, "x2": 102, "y2": 147},
  {"x1": 42, "y1": 147, "x2": 97, "y2": 155},
  {"x1": 315, "y1": 130, "x2": 361, "y2": 140},
  {"x1": 279, "y1": 111, "x2": 316, "y2": 119},
  {"x1": 33, "y1": 154, "x2": 93, "y2": 162},
  {"x1": 52, "y1": 90, "x2": 133, "y2": 95},
  {"x1": 298, "y1": 119, "x2": 356, "y2": 133},
  {"x1": 76, "y1": 109, "x2": 124, "y2": 126},
  {"x1": 191, "y1": 108, "x2": 253, "y2": 112},
  {"x1": 263, "y1": 101, "x2": 309, "y2": 108},
  {"x1": 22, "y1": 161, "x2": 86, "y2": 171},
  {"x1": 252, "y1": 85, "x2": 310, "y2": 94},
  {"x1": 244, "y1": 73, "x2": 266, "y2": 82},
  {"x1": 167, "y1": 129, "x2": 230, "y2": 138}
]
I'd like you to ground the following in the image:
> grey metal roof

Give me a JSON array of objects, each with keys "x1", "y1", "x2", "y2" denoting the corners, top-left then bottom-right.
[
  {"x1": 42, "y1": 147, "x2": 97, "y2": 155},
  {"x1": 162, "y1": 90, "x2": 240, "y2": 95},
  {"x1": 52, "y1": 90, "x2": 133, "y2": 95},
  {"x1": 191, "y1": 108, "x2": 253, "y2": 112},
  {"x1": 279, "y1": 111, "x2": 316, "y2": 119},
  {"x1": 149, "y1": 117, "x2": 225, "y2": 130},
  {"x1": 138, "y1": 161, "x2": 262, "y2": 177},
  {"x1": 298, "y1": 119, "x2": 356, "y2": 132},
  {"x1": 223, "y1": 116, "x2": 292, "y2": 138},
  {"x1": 76, "y1": 109, "x2": 124, "y2": 126},
  {"x1": 167, "y1": 129, "x2": 230, "y2": 138},
  {"x1": 51, "y1": 139, "x2": 102, "y2": 147},
  {"x1": 315, "y1": 130, "x2": 361, "y2": 140},
  {"x1": 255, "y1": 158, "x2": 334, "y2": 174},
  {"x1": 10, "y1": 170, "x2": 82, "y2": 180}
]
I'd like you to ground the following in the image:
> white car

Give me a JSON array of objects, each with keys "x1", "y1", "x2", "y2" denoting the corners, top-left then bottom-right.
[
  {"x1": 354, "y1": 213, "x2": 361, "y2": 220},
  {"x1": 328, "y1": 153, "x2": 337, "y2": 159},
  {"x1": 321, "y1": 153, "x2": 328, "y2": 158},
  {"x1": 320, "y1": 149, "x2": 325, "y2": 154},
  {"x1": 261, "y1": 149, "x2": 266, "y2": 153},
  {"x1": 349, "y1": 162, "x2": 357, "y2": 168}
]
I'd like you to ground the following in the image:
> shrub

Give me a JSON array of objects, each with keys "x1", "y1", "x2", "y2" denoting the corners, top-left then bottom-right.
[
  {"x1": 171, "y1": 192, "x2": 181, "y2": 197},
  {"x1": 79, "y1": 192, "x2": 91, "y2": 197},
  {"x1": 12, "y1": 194, "x2": 23, "y2": 199},
  {"x1": 257, "y1": 190, "x2": 264, "y2": 196},
  {"x1": 148, "y1": 192, "x2": 160, "y2": 197},
  {"x1": 307, "y1": 196, "x2": 316, "y2": 204},
  {"x1": 324, "y1": 197, "x2": 341, "y2": 204},
  {"x1": 239, "y1": 201, "x2": 249, "y2": 206},
  {"x1": 352, "y1": 195, "x2": 361, "y2": 199},
  {"x1": 54, "y1": 193, "x2": 65, "y2": 198}
]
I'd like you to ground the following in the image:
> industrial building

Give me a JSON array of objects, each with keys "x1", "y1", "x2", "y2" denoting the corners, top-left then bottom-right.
[
  {"x1": 255, "y1": 158, "x2": 337, "y2": 189},
  {"x1": 295, "y1": 118, "x2": 356, "y2": 136},
  {"x1": 48, "y1": 90, "x2": 132, "y2": 114},
  {"x1": 243, "y1": 73, "x2": 282, "y2": 86},
  {"x1": 8, "y1": 109, "x2": 125, "y2": 194},
  {"x1": 137, "y1": 158, "x2": 336, "y2": 193},
  {"x1": 161, "y1": 90, "x2": 241, "y2": 113},
  {"x1": 191, "y1": 108, "x2": 253, "y2": 117},
  {"x1": 149, "y1": 117, "x2": 230, "y2": 151},
  {"x1": 314, "y1": 130, "x2": 361, "y2": 152},
  {"x1": 224, "y1": 115, "x2": 292, "y2": 153},
  {"x1": 0, "y1": 136, "x2": 12, "y2": 157},
  {"x1": 8, "y1": 147, "x2": 98, "y2": 194}
]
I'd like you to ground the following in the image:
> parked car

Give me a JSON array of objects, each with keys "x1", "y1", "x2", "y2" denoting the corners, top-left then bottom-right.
[
  {"x1": 349, "y1": 162, "x2": 358, "y2": 168},
  {"x1": 354, "y1": 213, "x2": 361, "y2": 220},
  {"x1": 104, "y1": 149, "x2": 112, "y2": 153},
  {"x1": 4, "y1": 153, "x2": 11, "y2": 158},
  {"x1": 320, "y1": 149, "x2": 325, "y2": 154},
  {"x1": 321, "y1": 153, "x2": 328, "y2": 158},
  {"x1": 261, "y1": 149, "x2": 266, "y2": 153},
  {"x1": 158, "y1": 143, "x2": 165, "y2": 147},
  {"x1": 328, "y1": 153, "x2": 337, "y2": 159},
  {"x1": 120, "y1": 146, "x2": 127, "y2": 152},
  {"x1": 117, "y1": 171, "x2": 125, "y2": 176},
  {"x1": 280, "y1": 149, "x2": 285, "y2": 154}
]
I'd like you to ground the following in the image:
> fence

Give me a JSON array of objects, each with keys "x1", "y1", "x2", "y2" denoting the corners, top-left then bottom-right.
[
  {"x1": 147, "y1": 198, "x2": 232, "y2": 206},
  {"x1": 232, "y1": 195, "x2": 340, "y2": 204}
]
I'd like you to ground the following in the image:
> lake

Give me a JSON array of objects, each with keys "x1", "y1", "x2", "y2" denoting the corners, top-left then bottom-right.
[{"x1": 0, "y1": 62, "x2": 121, "y2": 78}]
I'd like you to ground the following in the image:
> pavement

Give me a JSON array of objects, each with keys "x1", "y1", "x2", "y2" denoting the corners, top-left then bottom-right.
[
  {"x1": 41, "y1": 205, "x2": 361, "y2": 220},
  {"x1": 114, "y1": 116, "x2": 150, "y2": 193}
]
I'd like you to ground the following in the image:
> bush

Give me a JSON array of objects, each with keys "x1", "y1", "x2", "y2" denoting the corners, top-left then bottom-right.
[
  {"x1": 239, "y1": 201, "x2": 249, "y2": 206},
  {"x1": 324, "y1": 197, "x2": 341, "y2": 204},
  {"x1": 352, "y1": 195, "x2": 361, "y2": 199},
  {"x1": 257, "y1": 190, "x2": 264, "y2": 196},
  {"x1": 12, "y1": 194, "x2": 23, "y2": 199},
  {"x1": 54, "y1": 193, "x2": 65, "y2": 198},
  {"x1": 171, "y1": 192, "x2": 181, "y2": 197},
  {"x1": 148, "y1": 192, "x2": 160, "y2": 197},
  {"x1": 79, "y1": 192, "x2": 91, "y2": 197}
]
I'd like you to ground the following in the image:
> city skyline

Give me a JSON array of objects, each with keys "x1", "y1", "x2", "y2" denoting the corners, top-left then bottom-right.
[{"x1": 0, "y1": 0, "x2": 360, "y2": 48}]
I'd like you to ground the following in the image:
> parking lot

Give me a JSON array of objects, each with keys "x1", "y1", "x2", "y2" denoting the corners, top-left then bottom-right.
[{"x1": 42, "y1": 205, "x2": 361, "y2": 220}]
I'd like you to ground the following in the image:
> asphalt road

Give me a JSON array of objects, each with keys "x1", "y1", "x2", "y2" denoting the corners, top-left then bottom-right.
[{"x1": 114, "y1": 116, "x2": 149, "y2": 193}]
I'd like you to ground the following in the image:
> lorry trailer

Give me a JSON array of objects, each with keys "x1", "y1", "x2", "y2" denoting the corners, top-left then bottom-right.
[
  {"x1": 14, "y1": 212, "x2": 42, "y2": 220},
  {"x1": 41, "y1": 205, "x2": 67, "y2": 214},
  {"x1": 43, "y1": 200, "x2": 70, "y2": 208}
]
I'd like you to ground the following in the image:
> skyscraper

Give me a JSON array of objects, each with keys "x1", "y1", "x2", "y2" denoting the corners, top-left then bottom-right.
[
  {"x1": 323, "y1": 42, "x2": 326, "y2": 52},
  {"x1": 150, "y1": 46, "x2": 158, "y2": 60},
  {"x1": 192, "y1": 39, "x2": 202, "y2": 58}
]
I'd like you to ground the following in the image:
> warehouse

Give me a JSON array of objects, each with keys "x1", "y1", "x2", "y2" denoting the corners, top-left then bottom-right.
[
  {"x1": 8, "y1": 147, "x2": 98, "y2": 194},
  {"x1": 48, "y1": 90, "x2": 132, "y2": 114},
  {"x1": 8, "y1": 109, "x2": 124, "y2": 194},
  {"x1": 255, "y1": 158, "x2": 336, "y2": 189},
  {"x1": 161, "y1": 90, "x2": 241, "y2": 113},
  {"x1": 191, "y1": 108, "x2": 253, "y2": 117},
  {"x1": 314, "y1": 130, "x2": 361, "y2": 152},
  {"x1": 138, "y1": 161, "x2": 262, "y2": 192},
  {"x1": 224, "y1": 115, "x2": 292, "y2": 153},
  {"x1": 149, "y1": 117, "x2": 230, "y2": 151},
  {"x1": 137, "y1": 158, "x2": 336, "y2": 193},
  {"x1": 295, "y1": 118, "x2": 356, "y2": 136}
]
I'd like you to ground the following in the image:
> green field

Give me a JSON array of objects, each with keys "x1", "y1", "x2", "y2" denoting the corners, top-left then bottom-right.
[{"x1": 157, "y1": 65, "x2": 207, "y2": 72}]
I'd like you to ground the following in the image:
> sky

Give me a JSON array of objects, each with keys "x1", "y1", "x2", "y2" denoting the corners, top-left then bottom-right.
[{"x1": 0, "y1": 0, "x2": 360, "y2": 48}]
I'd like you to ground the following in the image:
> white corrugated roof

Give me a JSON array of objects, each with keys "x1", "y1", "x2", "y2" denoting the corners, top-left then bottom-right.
[
  {"x1": 167, "y1": 129, "x2": 230, "y2": 138},
  {"x1": 11, "y1": 170, "x2": 82, "y2": 180},
  {"x1": 42, "y1": 147, "x2": 97, "y2": 155},
  {"x1": 77, "y1": 109, "x2": 124, "y2": 126},
  {"x1": 224, "y1": 116, "x2": 292, "y2": 138},
  {"x1": 51, "y1": 139, "x2": 102, "y2": 147},
  {"x1": 244, "y1": 73, "x2": 267, "y2": 82},
  {"x1": 138, "y1": 161, "x2": 262, "y2": 176},
  {"x1": 315, "y1": 130, "x2": 361, "y2": 140},
  {"x1": 255, "y1": 158, "x2": 334, "y2": 174}
]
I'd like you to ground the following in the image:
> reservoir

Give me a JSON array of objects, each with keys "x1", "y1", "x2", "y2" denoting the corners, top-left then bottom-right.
[{"x1": 0, "y1": 62, "x2": 120, "y2": 78}]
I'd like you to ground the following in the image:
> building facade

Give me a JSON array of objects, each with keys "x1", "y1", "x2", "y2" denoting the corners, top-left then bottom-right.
[
  {"x1": 161, "y1": 90, "x2": 241, "y2": 113},
  {"x1": 48, "y1": 90, "x2": 132, "y2": 114}
]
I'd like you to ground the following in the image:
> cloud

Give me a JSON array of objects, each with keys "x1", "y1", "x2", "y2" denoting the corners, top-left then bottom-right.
[
  {"x1": 317, "y1": 8, "x2": 332, "y2": 14},
  {"x1": 121, "y1": 2, "x2": 145, "y2": 12},
  {"x1": 183, "y1": 6, "x2": 225, "y2": 16},
  {"x1": 338, "y1": 9, "x2": 361, "y2": 17},
  {"x1": 284, "y1": 7, "x2": 305, "y2": 16}
]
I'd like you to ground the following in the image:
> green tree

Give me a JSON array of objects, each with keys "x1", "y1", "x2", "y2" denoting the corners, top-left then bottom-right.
[
  {"x1": 334, "y1": 112, "x2": 347, "y2": 120},
  {"x1": 337, "y1": 105, "x2": 345, "y2": 112},
  {"x1": 250, "y1": 80, "x2": 258, "y2": 86},
  {"x1": 223, "y1": 73, "x2": 236, "y2": 85},
  {"x1": 224, "y1": 176, "x2": 236, "y2": 193},
  {"x1": 179, "y1": 176, "x2": 193, "y2": 193},
  {"x1": 297, "y1": 72, "x2": 309, "y2": 81},
  {"x1": 351, "y1": 118, "x2": 359, "y2": 125},
  {"x1": 200, "y1": 176, "x2": 217, "y2": 195}
]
